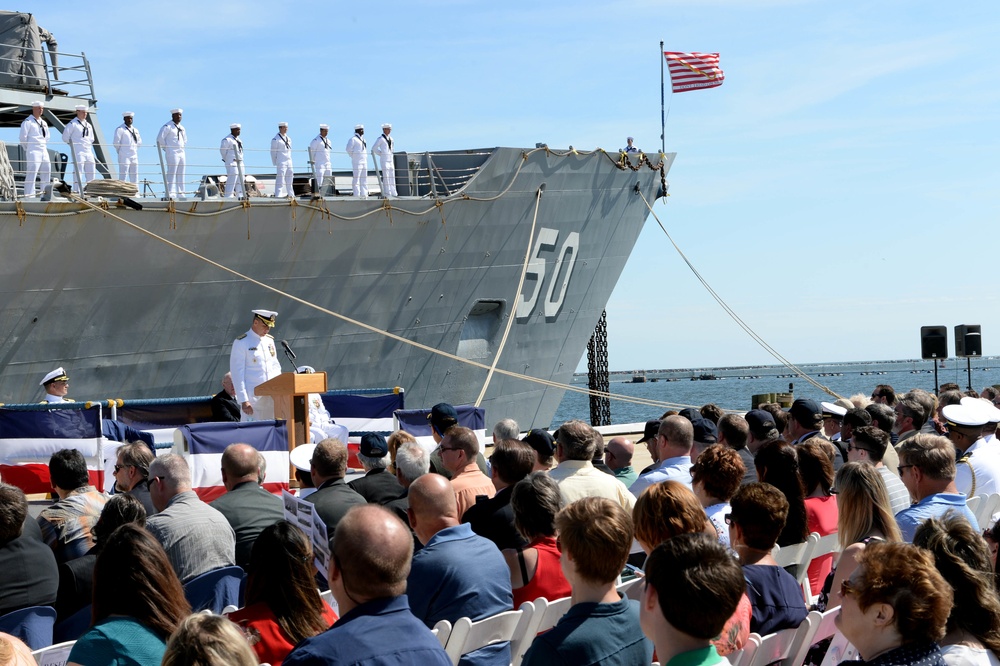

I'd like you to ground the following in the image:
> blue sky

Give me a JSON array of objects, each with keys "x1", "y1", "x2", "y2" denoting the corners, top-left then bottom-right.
[{"x1": 29, "y1": 0, "x2": 1000, "y2": 372}]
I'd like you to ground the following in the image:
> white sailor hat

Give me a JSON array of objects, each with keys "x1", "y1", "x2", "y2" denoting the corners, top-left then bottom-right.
[
  {"x1": 40, "y1": 367, "x2": 69, "y2": 386},
  {"x1": 31, "y1": 100, "x2": 43, "y2": 108},
  {"x1": 74, "y1": 104, "x2": 87, "y2": 112},
  {"x1": 171, "y1": 108, "x2": 183, "y2": 114},
  {"x1": 942, "y1": 403, "x2": 989, "y2": 429},
  {"x1": 252, "y1": 309, "x2": 278, "y2": 327},
  {"x1": 354, "y1": 124, "x2": 364, "y2": 131},
  {"x1": 123, "y1": 111, "x2": 135, "y2": 118},
  {"x1": 289, "y1": 444, "x2": 316, "y2": 472},
  {"x1": 627, "y1": 136, "x2": 634, "y2": 141},
  {"x1": 230, "y1": 123, "x2": 241, "y2": 129},
  {"x1": 381, "y1": 122, "x2": 392, "y2": 129},
  {"x1": 821, "y1": 401, "x2": 847, "y2": 418},
  {"x1": 960, "y1": 396, "x2": 1000, "y2": 423},
  {"x1": 296, "y1": 365, "x2": 315, "y2": 374},
  {"x1": 278, "y1": 122, "x2": 288, "y2": 128},
  {"x1": 318, "y1": 124, "x2": 328, "y2": 130}
]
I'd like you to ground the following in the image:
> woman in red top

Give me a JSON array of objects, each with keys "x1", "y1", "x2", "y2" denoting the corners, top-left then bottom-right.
[
  {"x1": 229, "y1": 522, "x2": 337, "y2": 666},
  {"x1": 797, "y1": 439, "x2": 839, "y2": 596},
  {"x1": 503, "y1": 471, "x2": 572, "y2": 608}
]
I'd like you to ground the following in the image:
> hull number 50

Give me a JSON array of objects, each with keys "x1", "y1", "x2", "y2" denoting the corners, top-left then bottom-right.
[{"x1": 515, "y1": 228, "x2": 580, "y2": 320}]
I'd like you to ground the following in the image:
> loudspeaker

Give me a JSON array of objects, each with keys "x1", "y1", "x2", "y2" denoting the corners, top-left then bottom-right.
[
  {"x1": 921, "y1": 326, "x2": 948, "y2": 359},
  {"x1": 955, "y1": 324, "x2": 982, "y2": 357}
]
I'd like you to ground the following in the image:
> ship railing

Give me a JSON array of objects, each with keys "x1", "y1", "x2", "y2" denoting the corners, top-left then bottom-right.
[
  {"x1": 17, "y1": 143, "x2": 489, "y2": 200},
  {"x1": 0, "y1": 47, "x2": 95, "y2": 101}
]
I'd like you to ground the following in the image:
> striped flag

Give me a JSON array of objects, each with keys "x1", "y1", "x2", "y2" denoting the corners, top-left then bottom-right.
[{"x1": 664, "y1": 52, "x2": 724, "y2": 93}]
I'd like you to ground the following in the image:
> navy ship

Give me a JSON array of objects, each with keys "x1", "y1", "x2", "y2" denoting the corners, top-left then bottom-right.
[{"x1": 0, "y1": 11, "x2": 674, "y2": 428}]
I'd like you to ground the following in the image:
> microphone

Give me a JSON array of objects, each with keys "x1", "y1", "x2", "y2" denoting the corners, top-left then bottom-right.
[{"x1": 281, "y1": 340, "x2": 297, "y2": 360}]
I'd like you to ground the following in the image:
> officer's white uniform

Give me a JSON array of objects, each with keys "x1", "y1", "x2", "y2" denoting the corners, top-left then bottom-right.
[
  {"x1": 62, "y1": 109, "x2": 97, "y2": 190},
  {"x1": 308, "y1": 127, "x2": 332, "y2": 193},
  {"x1": 220, "y1": 125, "x2": 245, "y2": 198},
  {"x1": 372, "y1": 124, "x2": 397, "y2": 197},
  {"x1": 295, "y1": 366, "x2": 350, "y2": 443},
  {"x1": 19, "y1": 104, "x2": 51, "y2": 197},
  {"x1": 156, "y1": 109, "x2": 187, "y2": 199},
  {"x1": 230, "y1": 312, "x2": 282, "y2": 422},
  {"x1": 270, "y1": 125, "x2": 293, "y2": 198},
  {"x1": 113, "y1": 113, "x2": 142, "y2": 183},
  {"x1": 345, "y1": 126, "x2": 368, "y2": 198}
]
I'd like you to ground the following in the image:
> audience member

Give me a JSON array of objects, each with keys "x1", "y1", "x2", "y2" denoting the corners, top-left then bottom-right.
[
  {"x1": 284, "y1": 505, "x2": 451, "y2": 666},
  {"x1": 0, "y1": 633, "x2": 34, "y2": 666},
  {"x1": 717, "y1": 414, "x2": 756, "y2": 486},
  {"x1": 493, "y1": 418, "x2": 520, "y2": 443},
  {"x1": 209, "y1": 443, "x2": 284, "y2": 571},
  {"x1": 591, "y1": 430, "x2": 616, "y2": 475},
  {"x1": 386, "y1": 429, "x2": 417, "y2": 474},
  {"x1": 913, "y1": 515, "x2": 1000, "y2": 666},
  {"x1": 549, "y1": 420, "x2": 635, "y2": 509},
  {"x1": 57, "y1": 493, "x2": 146, "y2": 621},
  {"x1": 866, "y1": 402, "x2": 897, "y2": 442},
  {"x1": 427, "y1": 402, "x2": 487, "y2": 478},
  {"x1": 896, "y1": 434, "x2": 979, "y2": 542},
  {"x1": 303, "y1": 437, "x2": 366, "y2": 537},
  {"x1": 289, "y1": 443, "x2": 317, "y2": 498},
  {"x1": 210, "y1": 372, "x2": 241, "y2": 422},
  {"x1": 759, "y1": 403, "x2": 789, "y2": 435},
  {"x1": 798, "y1": 439, "x2": 839, "y2": 596},
  {"x1": 112, "y1": 441, "x2": 155, "y2": 516},
  {"x1": 754, "y1": 440, "x2": 809, "y2": 547},
  {"x1": 640, "y1": 533, "x2": 746, "y2": 666},
  {"x1": 850, "y1": 426, "x2": 910, "y2": 514},
  {"x1": 348, "y1": 433, "x2": 405, "y2": 504},
  {"x1": 605, "y1": 436, "x2": 638, "y2": 487},
  {"x1": 728, "y1": 483, "x2": 808, "y2": 635},
  {"x1": 691, "y1": 417, "x2": 720, "y2": 458},
  {"x1": 440, "y1": 426, "x2": 495, "y2": 517},
  {"x1": 943, "y1": 402, "x2": 1000, "y2": 498},
  {"x1": 385, "y1": 440, "x2": 430, "y2": 532},
  {"x1": 635, "y1": 420, "x2": 661, "y2": 474},
  {"x1": 690, "y1": 444, "x2": 745, "y2": 546},
  {"x1": 786, "y1": 399, "x2": 845, "y2": 469},
  {"x1": 821, "y1": 401, "x2": 847, "y2": 441},
  {"x1": 502, "y1": 471, "x2": 571, "y2": 608},
  {"x1": 462, "y1": 439, "x2": 534, "y2": 550},
  {"x1": 67, "y1": 523, "x2": 190, "y2": 666},
  {"x1": 629, "y1": 415, "x2": 694, "y2": 496},
  {"x1": 522, "y1": 428, "x2": 556, "y2": 471},
  {"x1": 895, "y1": 395, "x2": 929, "y2": 446},
  {"x1": 841, "y1": 406, "x2": 873, "y2": 445},
  {"x1": 834, "y1": 542, "x2": 952, "y2": 666},
  {"x1": 406, "y1": 474, "x2": 512, "y2": 666},
  {"x1": 0, "y1": 484, "x2": 57, "y2": 616},
  {"x1": 228, "y1": 522, "x2": 337, "y2": 666},
  {"x1": 701, "y1": 403, "x2": 725, "y2": 424},
  {"x1": 745, "y1": 409, "x2": 780, "y2": 456},
  {"x1": 871, "y1": 384, "x2": 897, "y2": 406},
  {"x1": 522, "y1": 497, "x2": 653, "y2": 666},
  {"x1": 37, "y1": 448, "x2": 108, "y2": 563},
  {"x1": 146, "y1": 454, "x2": 236, "y2": 582},
  {"x1": 162, "y1": 612, "x2": 259, "y2": 666}
]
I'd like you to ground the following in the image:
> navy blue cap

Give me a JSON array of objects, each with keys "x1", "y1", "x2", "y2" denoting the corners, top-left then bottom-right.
[
  {"x1": 691, "y1": 418, "x2": 718, "y2": 444},
  {"x1": 360, "y1": 432, "x2": 388, "y2": 457},
  {"x1": 522, "y1": 429, "x2": 555, "y2": 457}
]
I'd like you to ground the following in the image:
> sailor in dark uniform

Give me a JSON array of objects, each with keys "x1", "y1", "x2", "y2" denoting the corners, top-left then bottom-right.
[
  {"x1": 229, "y1": 309, "x2": 281, "y2": 421},
  {"x1": 211, "y1": 372, "x2": 241, "y2": 422},
  {"x1": 39, "y1": 367, "x2": 73, "y2": 403}
]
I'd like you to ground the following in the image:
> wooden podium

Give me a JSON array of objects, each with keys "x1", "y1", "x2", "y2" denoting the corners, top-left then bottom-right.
[{"x1": 255, "y1": 371, "x2": 327, "y2": 450}]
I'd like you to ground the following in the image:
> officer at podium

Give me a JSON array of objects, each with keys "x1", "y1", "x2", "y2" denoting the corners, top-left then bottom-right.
[{"x1": 230, "y1": 309, "x2": 281, "y2": 422}]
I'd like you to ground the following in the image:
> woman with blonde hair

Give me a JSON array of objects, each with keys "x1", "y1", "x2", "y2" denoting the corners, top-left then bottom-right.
[
  {"x1": 161, "y1": 613, "x2": 257, "y2": 666},
  {"x1": 816, "y1": 461, "x2": 901, "y2": 611}
]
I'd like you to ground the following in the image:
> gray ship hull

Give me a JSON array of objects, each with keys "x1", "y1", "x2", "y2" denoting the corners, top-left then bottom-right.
[{"x1": 0, "y1": 147, "x2": 671, "y2": 429}]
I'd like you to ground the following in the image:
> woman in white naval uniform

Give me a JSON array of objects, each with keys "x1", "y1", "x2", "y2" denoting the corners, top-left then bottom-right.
[{"x1": 230, "y1": 310, "x2": 282, "y2": 422}]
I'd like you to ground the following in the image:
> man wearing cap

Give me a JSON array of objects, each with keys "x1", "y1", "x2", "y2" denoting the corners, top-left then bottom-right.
[
  {"x1": 308, "y1": 124, "x2": 332, "y2": 195},
  {"x1": 346, "y1": 124, "x2": 368, "y2": 198},
  {"x1": 786, "y1": 398, "x2": 844, "y2": 470},
  {"x1": 156, "y1": 108, "x2": 186, "y2": 199},
  {"x1": 229, "y1": 309, "x2": 282, "y2": 421},
  {"x1": 944, "y1": 402, "x2": 1000, "y2": 498},
  {"x1": 39, "y1": 367, "x2": 73, "y2": 403},
  {"x1": 19, "y1": 101, "x2": 51, "y2": 197},
  {"x1": 821, "y1": 402, "x2": 847, "y2": 441},
  {"x1": 690, "y1": 417, "x2": 719, "y2": 458},
  {"x1": 112, "y1": 111, "x2": 142, "y2": 184},
  {"x1": 605, "y1": 436, "x2": 638, "y2": 488},
  {"x1": 372, "y1": 123, "x2": 397, "y2": 197},
  {"x1": 290, "y1": 443, "x2": 318, "y2": 498},
  {"x1": 522, "y1": 428, "x2": 556, "y2": 471},
  {"x1": 62, "y1": 104, "x2": 97, "y2": 191},
  {"x1": 270, "y1": 122, "x2": 293, "y2": 197},
  {"x1": 220, "y1": 124, "x2": 245, "y2": 198},
  {"x1": 630, "y1": 416, "x2": 694, "y2": 496},
  {"x1": 745, "y1": 409, "x2": 779, "y2": 455},
  {"x1": 624, "y1": 136, "x2": 638, "y2": 153},
  {"x1": 634, "y1": 420, "x2": 661, "y2": 475},
  {"x1": 348, "y1": 433, "x2": 405, "y2": 505}
]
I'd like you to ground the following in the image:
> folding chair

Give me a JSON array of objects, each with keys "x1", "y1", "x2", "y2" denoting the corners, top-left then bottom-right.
[
  {"x1": 443, "y1": 609, "x2": 523, "y2": 666},
  {"x1": 0, "y1": 605, "x2": 56, "y2": 650},
  {"x1": 431, "y1": 619, "x2": 452, "y2": 648},
  {"x1": 508, "y1": 601, "x2": 536, "y2": 666},
  {"x1": 30, "y1": 639, "x2": 76, "y2": 666},
  {"x1": 182, "y1": 565, "x2": 244, "y2": 613}
]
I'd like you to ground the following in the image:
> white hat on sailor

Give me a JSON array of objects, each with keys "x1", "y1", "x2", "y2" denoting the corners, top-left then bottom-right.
[
  {"x1": 278, "y1": 122, "x2": 288, "y2": 128},
  {"x1": 230, "y1": 123, "x2": 241, "y2": 129},
  {"x1": 74, "y1": 104, "x2": 87, "y2": 112},
  {"x1": 821, "y1": 401, "x2": 847, "y2": 418},
  {"x1": 960, "y1": 396, "x2": 1000, "y2": 424},
  {"x1": 942, "y1": 403, "x2": 989, "y2": 428},
  {"x1": 31, "y1": 100, "x2": 43, "y2": 108},
  {"x1": 40, "y1": 367, "x2": 69, "y2": 386},
  {"x1": 296, "y1": 366, "x2": 316, "y2": 374},
  {"x1": 171, "y1": 108, "x2": 183, "y2": 114},
  {"x1": 289, "y1": 443, "x2": 316, "y2": 472},
  {"x1": 319, "y1": 124, "x2": 328, "y2": 130},
  {"x1": 252, "y1": 309, "x2": 278, "y2": 327},
  {"x1": 123, "y1": 111, "x2": 135, "y2": 118},
  {"x1": 381, "y1": 122, "x2": 392, "y2": 129},
  {"x1": 354, "y1": 124, "x2": 364, "y2": 131}
]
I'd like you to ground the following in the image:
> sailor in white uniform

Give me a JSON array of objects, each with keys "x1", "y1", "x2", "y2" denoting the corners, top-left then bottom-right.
[
  {"x1": 62, "y1": 104, "x2": 97, "y2": 191},
  {"x1": 308, "y1": 124, "x2": 332, "y2": 194},
  {"x1": 112, "y1": 111, "x2": 142, "y2": 184},
  {"x1": 372, "y1": 123, "x2": 397, "y2": 198},
  {"x1": 345, "y1": 124, "x2": 368, "y2": 198},
  {"x1": 230, "y1": 309, "x2": 282, "y2": 422},
  {"x1": 19, "y1": 100, "x2": 51, "y2": 197},
  {"x1": 296, "y1": 366, "x2": 350, "y2": 444},
  {"x1": 156, "y1": 108, "x2": 187, "y2": 199},
  {"x1": 944, "y1": 402, "x2": 1000, "y2": 499},
  {"x1": 220, "y1": 123, "x2": 246, "y2": 198},
  {"x1": 270, "y1": 122, "x2": 293, "y2": 198},
  {"x1": 39, "y1": 367, "x2": 74, "y2": 404}
]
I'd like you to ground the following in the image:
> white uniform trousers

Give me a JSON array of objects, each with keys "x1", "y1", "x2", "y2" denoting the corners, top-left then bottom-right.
[
  {"x1": 240, "y1": 395, "x2": 275, "y2": 422},
  {"x1": 224, "y1": 161, "x2": 246, "y2": 198},
  {"x1": 275, "y1": 162, "x2": 293, "y2": 197},
  {"x1": 379, "y1": 157, "x2": 397, "y2": 197},
  {"x1": 73, "y1": 150, "x2": 96, "y2": 191},
  {"x1": 117, "y1": 153, "x2": 139, "y2": 183},
  {"x1": 313, "y1": 163, "x2": 331, "y2": 193},
  {"x1": 351, "y1": 157, "x2": 368, "y2": 198},
  {"x1": 24, "y1": 149, "x2": 51, "y2": 197},
  {"x1": 164, "y1": 148, "x2": 186, "y2": 198}
]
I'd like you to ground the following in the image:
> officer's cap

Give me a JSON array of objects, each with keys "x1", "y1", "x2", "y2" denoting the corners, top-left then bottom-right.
[
  {"x1": 296, "y1": 366, "x2": 315, "y2": 374},
  {"x1": 289, "y1": 444, "x2": 316, "y2": 472},
  {"x1": 252, "y1": 309, "x2": 278, "y2": 327},
  {"x1": 123, "y1": 111, "x2": 135, "y2": 118},
  {"x1": 821, "y1": 401, "x2": 847, "y2": 419},
  {"x1": 40, "y1": 367, "x2": 69, "y2": 386},
  {"x1": 171, "y1": 108, "x2": 183, "y2": 115},
  {"x1": 230, "y1": 123, "x2": 241, "y2": 129},
  {"x1": 74, "y1": 104, "x2": 87, "y2": 112},
  {"x1": 942, "y1": 403, "x2": 989, "y2": 429},
  {"x1": 354, "y1": 124, "x2": 364, "y2": 131},
  {"x1": 960, "y1": 396, "x2": 1000, "y2": 424}
]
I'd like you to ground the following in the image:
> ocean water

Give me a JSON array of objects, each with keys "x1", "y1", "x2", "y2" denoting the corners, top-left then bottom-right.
[{"x1": 550, "y1": 357, "x2": 1000, "y2": 428}]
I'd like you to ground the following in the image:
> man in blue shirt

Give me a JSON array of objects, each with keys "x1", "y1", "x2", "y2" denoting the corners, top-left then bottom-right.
[
  {"x1": 896, "y1": 433, "x2": 978, "y2": 542},
  {"x1": 284, "y1": 505, "x2": 451, "y2": 666},
  {"x1": 629, "y1": 415, "x2": 694, "y2": 496}
]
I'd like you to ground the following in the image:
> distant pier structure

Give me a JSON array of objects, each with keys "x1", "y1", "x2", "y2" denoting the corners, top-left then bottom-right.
[{"x1": 587, "y1": 310, "x2": 611, "y2": 426}]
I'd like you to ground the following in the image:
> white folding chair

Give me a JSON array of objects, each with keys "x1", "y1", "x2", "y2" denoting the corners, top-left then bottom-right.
[
  {"x1": 31, "y1": 640, "x2": 76, "y2": 666},
  {"x1": 727, "y1": 633, "x2": 760, "y2": 666},
  {"x1": 510, "y1": 595, "x2": 571, "y2": 665},
  {"x1": 746, "y1": 622, "x2": 805, "y2": 666},
  {"x1": 616, "y1": 577, "x2": 643, "y2": 601},
  {"x1": 967, "y1": 494, "x2": 982, "y2": 519},
  {"x1": 976, "y1": 493, "x2": 1000, "y2": 527},
  {"x1": 805, "y1": 532, "x2": 840, "y2": 603},
  {"x1": 772, "y1": 533, "x2": 819, "y2": 589},
  {"x1": 221, "y1": 604, "x2": 239, "y2": 615},
  {"x1": 431, "y1": 619, "x2": 452, "y2": 648},
  {"x1": 444, "y1": 609, "x2": 523, "y2": 666},
  {"x1": 786, "y1": 610, "x2": 824, "y2": 666},
  {"x1": 508, "y1": 601, "x2": 536, "y2": 666}
]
